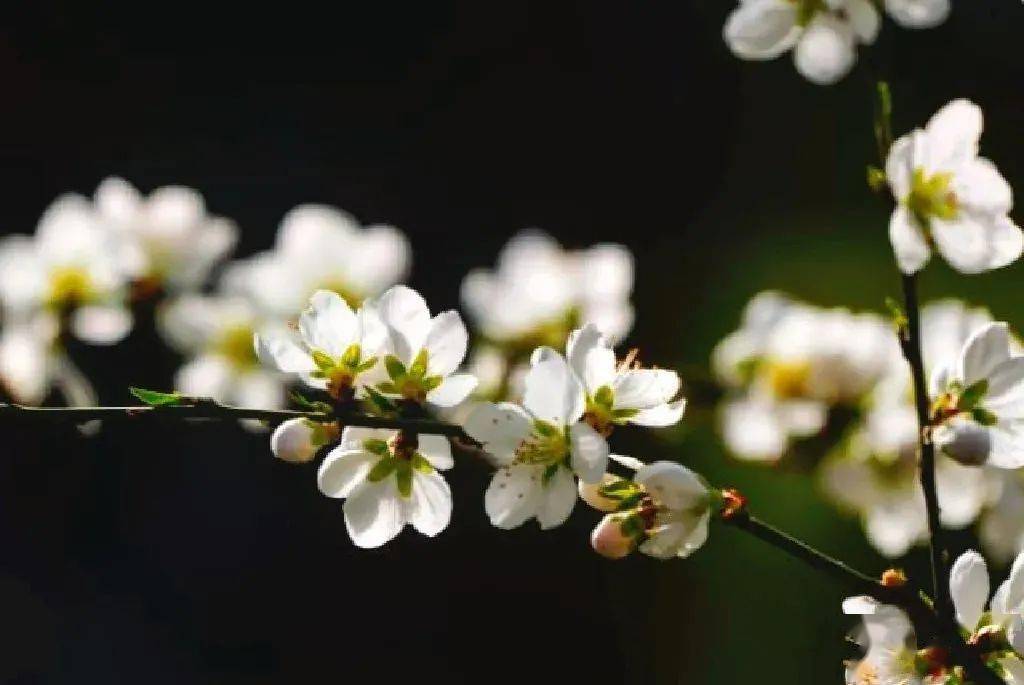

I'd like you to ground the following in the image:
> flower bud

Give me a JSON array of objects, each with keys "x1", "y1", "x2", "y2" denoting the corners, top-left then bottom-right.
[
  {"x1": 590, "y1": 514, "x2": 636, "y2": 560},
  {"x1": 579, "y1": 474, "x2": 626, "y2": 512},
  {"x1": 271, "y1": 418, "x2": 320, "y2": 464},
  {"x1": 880, "y1": 568, "x2": 907, "y2": 588}
]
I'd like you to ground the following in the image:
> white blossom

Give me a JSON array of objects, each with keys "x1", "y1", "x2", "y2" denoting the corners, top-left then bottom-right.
[
  {"x1": 842, "y1": 596, "x2": 919, "y2": 685},
  {"x1": 461, "y1": 230, "x2": 634, "y2": 348},
  {"x1": 317, "y1": 426, "x2": 453, "y2": 548},
  {"x1": 566, "y1": 324, "x2": 686, "y2": 432},
  {"x1": 931, "y1": 323, "x2": 1024, "y2": 469},
  {"x1": 463, "y1": 346, "x2": 610, "y2": 530},
  {"x1": 271, "y1": 418, "x2": 338, "y2": 464},
  {"x1": 980, "y1": 470, "x2": 1024, "y2": 566},
  {"x1": 0, "y1": 195, "x2": 132, "y2": 344},
  {"x1": 95, "y1": 177, "x2": 237, "y2": 291},
  {"x1": 230, "y1": 204, "x2": 409, "y2": 317},
  {"x1": 884, "y1": 0, "x2": 950, "y2": 29},
  {"x1": 887, "y1": 99, "x2": 1021, "y2": 274},
  {"x1": 723, "y1": 0, "x2": 880, "y2": 85},
  {"x1": 255, "y1": 289, "x2": 387, "y2": 400}
]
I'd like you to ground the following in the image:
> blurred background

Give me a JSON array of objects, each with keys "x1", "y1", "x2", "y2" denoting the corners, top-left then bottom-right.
[{"x1": 0, "y1": 2, "x2": 1022, "y2": 682}]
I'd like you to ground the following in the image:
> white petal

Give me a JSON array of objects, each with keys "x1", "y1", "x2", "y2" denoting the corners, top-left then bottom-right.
[
  {"x1": 932, "y1": 213, "x2": 1022, "y2": 274},
  {"x1": 523, "y1": 347, "x2": 585, "y2": 426},
  {"x1": 949, "y1": 550, "x2": 989, "y2": 631},
  {"x1": 424, "y1": 310, "x2": 468, "y2": 377},
  {"x1": 639, "y1": 511, "x2": 710, "y2": 560},
  {"x1": 344, "y1": 478, "x2": 406, "y2": 548},
  {"x1": 925, "y1": 99, "x2": 982, "y2": 173},
  {"x1": 272, "y1": 418, "x2": 320, "y2": 463},
  {"x1": 568, "y1": 421, "x2": 610, "y2": 483},
  {"x1": 629, "y1": 398, "x2": 687, "y2": 427},
  {"x1": 720, "y1": 398, "x2": 788, "y2": 461},
  {"x1": 463, "y1": 402, "x2": 532, "y2": 465},
  {"x1": 300, "y1": 290, "x2": 358, "y2": 357},
  {"x1": 1001, "y1": 656, "x2": 1024, "y2": 685},
  {"x1": 566, "y1": 324, "x2": 615, "y2": 392},
  {"x1": 537, "y1": 466, "x2": 578, "y2": 530},
  {"x1": 959, "y1": 322, "x2": 1012, "y2": 387},
  {"x1": 94, "y1": 176, "x2": 141, "y2": 223},
  {"x1": 277, "y1": 204, "x2": 356, "y2": 257},
  {"x1": 993, "y1": 550, "x2": 1024, "y2": 619},
  {"x1": 888, "y1": 205, "x2": 931, "y2": 274},
  {"x1": 175, "y1": 355, "x2": 234, "y2": 403},
  {"x1": 484, "y1": 464, "x2": 543, "y2": 529},
  {"x1": 375, "y1": 285, "x2": 431, "y2": 362},
  {"x1": 984, "y1": 357, "x2": 1024, "y2": 413},
  {"x1": 723, "y1": 0, "x2": 800, "y2": 60},
  {"x1": 426, "y1": 373, "x2": 478, "y2": 408},
  {"x1": 418, "y1": 434, "x2": 454, "y2": 470},
  {"x1": 886, "y1": 133, "x2": 918, "y2": 200},
  {"x1": 0, "y1": 325, "x2": 50, "y2": 404},
  {"x1": 885, "y1": 0, "x2": 950, "y2": 29},
  {"x1": 956, "y1": 158, "x2": 1013, "y2": 215},
  {"x1": 609, "y1": 454, "x2": 647, "y2": 471},
  {"x1": 578, "y1": 244, "x2": 633, "y2": 301},
  {"x1": 937, "y1": 420, "x2": 1024, "y2": 469},
  {"x1": 793, "y1": 16, "x2": 856, "y2": 86},
  {"x1": 612, "y1": 369, "x2": 681, "y2": 410},
  {"x1": 342, "y1": 224, "x2": 411, "y2": 298},
  {"x1": 255, "y1": 331, "x2": 315, "y2": 374},
  {"x1": 404, "y1": 469, "x2": 452, "y2": 537},
  {"x1": 338, "y1": 426, "x2": 395, "y2": 452},
  {"x1": 232, "y1": 370, "x2": 284, "y2": 410},
  {"x1": 846, "y1": 0, "x2": 880, "y2": 43},
  {"x1": 71, "y1": 305, "x2": 133, "y2": 345},
  {"x1": 635, "y1": 461, "x2": 708, "y2": 511}
]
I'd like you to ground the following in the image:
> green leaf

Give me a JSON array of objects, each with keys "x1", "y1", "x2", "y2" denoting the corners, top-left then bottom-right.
[
  {"x1": 411, "y1": 453, "x2": 434, "y2": 474},
  {"x1": 363, "y1": 438, "x2": 390, "y2": 456},
  {"x1": 384, "y1": 355, "x2": 406, "y2": 382},
  {"x1": 364, "y1": 386, "x2": 397, "y2": 412},
  {"x1": 972, "y1": 406, "x2": 998, "y2": 426},
  {"x1": 311, "y1": 350, "x2": 335, "y2": 372},
  {"x1": 367, "y1": 457, "x2": 398, "y2": 483},
  {"x1": 289, "y1": 392, "x2": 332, "y2": 413},
  {"x1": 960, "y1": 379, "x2": 989, "y2": 412},
  {"x1": 130, "y1": 387, "x2": 184, "y2": 407},
  {"x1": 396, "y1": 461, "x2": 413, "y2": 498},
  {"x1": 409, "y1": 349, "x2": 429, "y2": 379}
]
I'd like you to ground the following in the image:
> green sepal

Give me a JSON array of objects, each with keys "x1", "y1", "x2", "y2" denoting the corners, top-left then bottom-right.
[
  {"x1": 384, "y1": 355, "x2": 407, "y2": 382},
  {"x1": 618, "y1": 513, "x2": 644, "y2": 538},
  {"x1": 411, "y1": 453, "x2": 434, "y2": 474},
  {"x1": 959, "y1": 379, "x2": 989, "y2": 412},
  {"x1": 289, "y1": 392, "x2": 333, "y2": 413},
  {"x1": 356, "y1": 357, "x2": 379, "y2": 373},
  {"x1": 363, "y1": 438, "x2": 390, "y2": 456},
  {"x1": 884, "y1": 297, "x2": 908, "y2": 330},
  {"x1": 396, "y1": 461, "x2": 413, "y2": 498},
  {"x1": 130, "y1": 387, "x2": 184, "y2": 407},
  {"x1": 340, "y1": 343, "x2": 362, "y2": 368},
  {"x1": 533, "y1": 420, "x2": 559, "y2": 438},
  {"x1": 409, "y1": 349, "x2": 429, "y2": 379},
  {"x1": 367, "y1": 457, "x2": 398, "y2": 483},
  {"x1": 376, "y1": 381, "x2": 399, "y2": 394},
  {"x1": 311, "y1": 350, "x2": 335, "y2": 372},
  {"x1": 611, "y1": 408, "x2": 639, "y2": 421},
  {"x1": 421, "y1": 375, "x2": 443, "y2": 392},
  {"x1": 598, "y1": 478, "x2": 635, "y2": 499},
  {"x1": 364, "y1": 386, "x2": 397, "y2": 412},
  {"x1": 616, "y1": 492, "x2": 643, "y2": 511},
  {"x1": 541, "y1": 463, "x2": 560, "y2": 486},
  {"x1": 972, "y1": 406, "x2": 998, "y2": 426},
  {"x1": 592, "y1": 385, "x2": 614, "y2": 410},
  {"x1": 866, "y1": 165, "x2": 887, "y2": 192}
]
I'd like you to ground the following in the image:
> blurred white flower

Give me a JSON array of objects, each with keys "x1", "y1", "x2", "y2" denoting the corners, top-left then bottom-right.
[
  {"x1": 586, "y1": 459, "x2": 711, "y2": 561},
  {"x1": 842, "y1": 596, "x2": 919, "y2": 685},
  {"x1": 887, "y1": 99, "x2": 1022, "y2": 274},
  {"x1": 461, "y1": 230, "x2": 634, "y2": 349},
  {"x1": 723, "y1": 0, "x2": 880, "y2": 85},
  {"x1": 463, "y1": 346, "x2": 609, "y2": 530},
  {"x1": 232, "y1": 204, "x2": 409, "y2": 317},
  {"x1": 980, "y1": 470, "x2": 1024, "y2": 565},
  {"x1": 884, "y1": 0, "x2": 950, "y2": 29},
  {"x1": 317, "y1": 426, "x2": 453, "y2": 548},
  {"x1": 368, "y1": 285, "x2": 477, "y2": 409},
  {"x1": 567, "y1": 324, "x2": 686, "y2": 433},
  {"x1": 255, "y1": 289, "x2": 386, "y2": 401},
  {"x1": 713, "y1": 292, "x2": 897, "y2": 461},
  {"x1": 931, "y1": 323, "x2": 1024, "y2": 469},
  {"x1": 95, "y1": 177, "x2": 237, "y2": 292},
  {"x1": 271, "y1": 418, "x2": 338, "y2": 464},
  {"x1": 0, "y1": 195, "x2": 132, "y2": 344},
  {"x1": 162, "y1": 292, "x2": 289, "y2": 413}
]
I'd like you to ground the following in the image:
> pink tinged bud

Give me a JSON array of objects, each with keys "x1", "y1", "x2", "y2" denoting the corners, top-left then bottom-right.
[
  {"x1": 271, "y1": 418, "x2": 319, "y2": 464},
  {"x1": 590, "y1": 514, "x2": 637, "y2": 560},
  {"x1": 578, "y1": 474, "x2": 624, "y2": 512}
]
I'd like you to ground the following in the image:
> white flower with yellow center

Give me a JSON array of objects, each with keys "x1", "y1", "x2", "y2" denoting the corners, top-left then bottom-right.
[
  {"x1": 566, "y1": 324, "x2": 686, "y2": 434},
  {"x1": 0, "y1": 194, "x2": 132, "y2": 344},
  {"x1": 723, "y1": 0, "x2": 880, "y2": 85},
  {"x1": 317, "y1": 426, "x2": 454, "y2": 548},
  {"x1": 583, "y1": 457, "x2": 711, "y2": 561},
  {"x1": 930, "y1": 323, "x2": 1024, "y2": 469},
  {"x1": 232, "y1": 204, "x2": 409, "y2": 316},
  {"x1": 94, "y1": 177, "x2": 237, "y2": 292},
  {"x1": 842, "y1": 596, "x2": 919, "y2": 685},
  {"x1": 463, "y1": 346, "x2": 610, "y2": 530},
  {"x1": 461, "y1": 230, "x2": 634, "y2": 349},
  {"x1": 255, "y1": 289, "x2": 386, "y2": 400},
  {"x1": 887, "y1": 99, "x2": 1022, "y2": 274}
]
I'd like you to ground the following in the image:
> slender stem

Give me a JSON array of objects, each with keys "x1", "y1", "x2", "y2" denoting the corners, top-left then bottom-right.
[
  {"x1": 899, "y1": 273, "x2": 953, "y2": 621},
  {"x1": 0, "y1": 400, "x2": 475, "y2": 441}
]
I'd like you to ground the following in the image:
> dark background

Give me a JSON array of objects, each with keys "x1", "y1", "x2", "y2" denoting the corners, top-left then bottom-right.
[{"x1": 0, "y1": 2, "x2": 1022, "y2": 683}]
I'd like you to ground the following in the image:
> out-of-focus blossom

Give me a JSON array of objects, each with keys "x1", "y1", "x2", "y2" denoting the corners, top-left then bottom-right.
[
  {"x1": 161, "y1": 293, "x2": 289, "y2": 413},
  {"x1": 723, "y1": 0, "x2": 880, "y2": 85},
  {"x1": 464, "y1": 346, "x2": 609, "y2": 530},
  {"x1": 567, "y1": 324, "x2": 686, "y2": 433},
  {"x1": 887, "y1": 99, "x2": 1021, "y2": 274},
  {"x1": 95, "y1": 177, "x2": 238, "y2": 293},
  {"x1": 271, "y1": 418, "x2": 338, "y2": 464},
  {"x1": 317, "y1": 426, "x2": 453, "y2": 548},
  {"x1": 980, "y1": 470, "x2": 1024, "y2": 565},
  {"x1": 713, "y1": 292, "x2": 896, "y2": 461},
  {"x1": 884, "y1": 0, "x2": 950, "y2": 29},
  {"x1": 0, "y1": 195, "x2": 132, "y2": 344},
  {"x1": 842, "y1": 596, "x2": 920, "y2": 685},
  {"x1": 255, "y1": 289, "x2": 385, "y2": 400},
  {"x1": 585, "y1": 458, "x2": 711, "y2": 561},
  {"x1": 232, "y1": 204, "x2": 409, "y2": 317},
  {"x1": 461, "y1": 231, "x2": 634, "y2": 352},
  {"x1": 931, "y1": 323, "x2": 1024, "y2": 468}
]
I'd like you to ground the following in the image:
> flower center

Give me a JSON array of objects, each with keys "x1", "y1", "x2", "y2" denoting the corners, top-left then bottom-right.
[
  {"x1": 789, "y1": 0, "x2": 826, "y2": 26},
  {"x1": 515, "y1": 420, "x2": 569, "y2": 467},
  {"x1": 906, "y1": 168, "x2": 959, "y2": 226},
  {"x1": 931, "y1": 378, "x2": 994, "y2": 427},
  {"x1": 313, "y1": 279, "x2": 362, "y2": 308},
  {"x1": 213, "y1": 324, "x2": 258, "y2": 370},
  {"x1": 46, "y1": 266, "x2": 94, "y2": 307},
  {"x1": 766, "y1": 360, "x2": 811, "y2": 400},
  {"x1": 311, "y1": 343, "x2": 378, "y2": 400}
]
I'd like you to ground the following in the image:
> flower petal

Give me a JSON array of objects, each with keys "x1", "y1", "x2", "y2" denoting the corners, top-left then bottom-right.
[
  {"x1": 537, "y1": 466, "x2": 578, "y2": 530},
  {"x1": 344, "y1": 478, "x2": 406, "y2": 549},
  {"x1": 484, "y1": 464, "x2": 543, "y2": 529},
  {"x1": 425, "y1": 310, "x2": 469, "y2": 377},
  {"x1": 612, "y1": 369, "x2": 681, "y2": 410},
  {"x1": 889, "y1": 206, "x2": 931, "y2": 274},
  {"x1": 723, "y1": 0, "x2": 800, "y2": 60},
  {"x1": 629, "y1": 398, "x2": 687, "y2": 427},
  {"x1": 523, "y1": 347, "x2": 585, "y2": 426},
  {"x1": 300, "y1": 290, "x2": 358, "y2": 357},
  {"x1": 318, "y1": 448, "x2": 377, "y2": 498},
  {"x1": 255, "y1": 331, "x2": 315, "y2": 374},
  {"x1": 959, "y1": 322, "x2": 1012, "y2": 387},
  {"x1": 568, "y1": 421, "x2": 610, "y2": 484},
  {"x1": 375, "y1": 285, "x2": 431, "y2": 363},
  {"x1": 566, "y1": 324, "x2": 616, "y2": 392},
  {"x1": 403, "y1": 469, "x2": 452, "y2": 537},
  {"x1": 956, "y1": 158, "x2": 1013, "y2": 215},
  {"x1": 463, "y1": 402, "x2": 532, "y2": 465},
  {"x1": 793, "y1": 16, "x2": 856, "y2": 86},
  {"x1": 418, "y1": 434, "x2": 454, "y2": 470},
  {"x1": 635, "y1": 461, "x2": 708, "y2": 511},
  {"x1": 71, "y1": 305, "x2": 133, "y2": 345},
  {"x1": 925, "y1": 99, "x2": 982, "y2": 174},
  {"x1": 427, "y1": 373, "x2": 478, "y2": 408},
  {"x1": 885, "y1": 0, "x2": 950, "y2": 29},
  {"x1": 950, "y1": 549, "x2": 989, "y2": 631}
]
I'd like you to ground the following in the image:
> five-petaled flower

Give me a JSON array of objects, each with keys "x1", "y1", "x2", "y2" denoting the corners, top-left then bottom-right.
[
  {"x1": 317, "y1": 426, "x2": 454, "y2": 548},
  {"x1": 463, "y1": 346, "x2": 610, "y2": 530},
  {"x1": 887, "y1": 99, "x2": 1022, "y2": 275}
]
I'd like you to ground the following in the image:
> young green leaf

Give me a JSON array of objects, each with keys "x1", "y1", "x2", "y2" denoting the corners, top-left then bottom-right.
[{"x1": 130, "y1": 387, "x2": 185, "y2": 407}]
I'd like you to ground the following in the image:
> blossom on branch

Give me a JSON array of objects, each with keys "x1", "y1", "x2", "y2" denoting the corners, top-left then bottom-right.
[
  {"x1": 887, "y1": 99, "x2": 1022, "y2": 274},
  {"x1": 842, "y1": 596, "x2": 919, "y2": 685}
]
